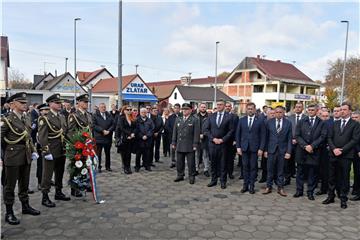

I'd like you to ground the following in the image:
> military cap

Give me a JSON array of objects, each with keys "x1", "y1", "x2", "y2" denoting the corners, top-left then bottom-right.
[
  {"x1": 7, "y1": 92, "x2": 27, "y2": 103},
  {"x1": 181, "y1": 103, "x2": 192, "y2": 109},
  {"x1": 76, "y1": 94, "x2": 89, "y2": 102},
  {"x1": 46, "y1": 93, "x2": 63, "y2": 103},
  {"x1": 37, "y1": 103, "x2": 50, "y2": 111}
]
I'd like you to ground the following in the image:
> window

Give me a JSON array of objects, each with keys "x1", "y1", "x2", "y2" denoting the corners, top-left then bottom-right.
[
  {"x1": 253, "y1": 85, "x2": 264, "y2": 93},
  {"x1": 174, "y1": 92, "x2": 177, "y2": 100},
  {"x1": 280, "y1": 85, "x2": 284, "y2": 93},
  {"x1": 300, "y1": 86, "x2": 304, "y2": 94}
]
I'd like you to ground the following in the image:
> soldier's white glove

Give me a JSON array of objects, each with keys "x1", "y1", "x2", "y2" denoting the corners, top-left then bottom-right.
[
  {"x1": 44, "y1": 154, "x2": 54, "y2": 161},
  {"x1": 31, "y1": 152, "x2": 39, "y2": 161},
  {"x1": 31, "y1": 123, "x2": 36, "y2": 129}
]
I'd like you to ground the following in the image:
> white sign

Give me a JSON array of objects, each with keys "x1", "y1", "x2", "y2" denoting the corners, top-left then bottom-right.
[{"x1": 122, "y1": 77, "x2": 152, "y2": 95}]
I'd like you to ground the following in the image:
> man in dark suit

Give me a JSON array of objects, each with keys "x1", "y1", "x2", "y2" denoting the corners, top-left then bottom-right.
[
  {"x1": 287, "y1": 102, "x2": 306, "y2": 185},
  {"x1": 293, "y1": 104, "x2": 327, "y2": 200},
  {"x1": 60, "y1": 100, "x2": 75, "y2": 121},
  {"x1": 350, "y1": 111, "x2": 360, "y2": 201},
  {"x1": 168, "y1": 103, "x2": 181, "y2": 168},
  {"x1": 172, "y1": 103, "x2": 200, "y2": 184},
  {"x1": 263, "y1": 106, "x2": 292, "y2": 197},
  {"x1": 204, "y1": 99, "x2": 234, "y2": 189},
  {"x1": 197, "y1": 103, "x2": 210, "y2": 177},
  {"x1": 236, "y1": 102, "x2": 265, "y2": 194},
  {"x1": 93, "y1": 103, "x2": 115, "y2": 172},
  {"x1": 323, "y1": 103, "x2": 360, "y2": 209},
  {"x1": 150, "y1": 107, "x2": 164, "y2": 165},
  {"x1": 30, "y1": 103, "x2": 39, "y2": 144},
  {"x1": 135, "y1": 108, "x2": 154, "y2": 172},
  {"x1": 225, "y1": 102, "x2": 239, "y2": 180}
]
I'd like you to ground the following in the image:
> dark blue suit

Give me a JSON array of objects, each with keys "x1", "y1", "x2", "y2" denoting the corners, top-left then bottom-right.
[
  {"x1": 227, "y1": 113, "x2": 239, "y2": 177},
  {"x1": 265, "y1": 118, "x2": 292, "y2": 189},
  {"x1": 236, "y1": 115, "x2": 265, "y2": 189},
  {"x1": 204, "y1": 111, "x2": 234, "y2": 184}
]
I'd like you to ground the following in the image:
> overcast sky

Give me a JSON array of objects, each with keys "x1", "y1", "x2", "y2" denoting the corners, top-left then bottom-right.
[{"x1": 2, "y1": 0, "x2": 359, "y2": 83}]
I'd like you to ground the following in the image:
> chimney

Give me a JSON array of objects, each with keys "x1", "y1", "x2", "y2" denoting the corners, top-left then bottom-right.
[
  {"x1": 257, "y1": 55, "x2": 260, "y2": 59},
  {"x1": 277, "y1": 60, "x2": 281, "y2": 62},
  {"x1": 55, "y1": 69, "x2": 58, "y2": 77}
]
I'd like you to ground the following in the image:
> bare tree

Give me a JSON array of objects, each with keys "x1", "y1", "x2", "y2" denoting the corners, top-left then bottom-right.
[{"x1": 8, "y1": 68, "x2": 33, "y2": 89}]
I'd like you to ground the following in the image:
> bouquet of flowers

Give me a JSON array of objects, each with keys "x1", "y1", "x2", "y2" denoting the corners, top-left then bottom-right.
[{"x1": 66, "y1": 130, "x2": 98, "y2": 192}]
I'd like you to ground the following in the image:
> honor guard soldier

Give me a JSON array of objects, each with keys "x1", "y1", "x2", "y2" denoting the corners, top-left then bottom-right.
[
  {"x1": 38, "y1": 94, "x2": 70, "y2": 208},
  {"x1": 1, "y1": 92, "x2": 40, "y2": 225},
  {"x1": 172, "y1": 103, "x2": 200, "y2": 184},
  {"x1": 67, "y1": 94, "x2": 93, "y2": 197}
]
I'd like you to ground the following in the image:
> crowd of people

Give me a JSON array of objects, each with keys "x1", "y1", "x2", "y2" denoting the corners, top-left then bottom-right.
[{"x1": 1, "y1": 92, "x2": 360, "y2": 229}]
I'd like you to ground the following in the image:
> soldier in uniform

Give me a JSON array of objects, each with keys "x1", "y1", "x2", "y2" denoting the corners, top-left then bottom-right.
[
  {"x1": 1, "y1": 92, "x2": 40, "y2": 225},
  {"x1": 38, "y1": 94, "x2": 71, "y2": 208},
  {"x1": 67, "y1": 94, "x2": 93, "y2": 197},
  {"x1": 172, "y1": 103, "x2": 200, "y2": 184}
]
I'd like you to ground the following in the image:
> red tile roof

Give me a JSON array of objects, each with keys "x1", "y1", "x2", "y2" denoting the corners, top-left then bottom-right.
[
  {"x1": 77, "y1": 68, "x2": 113, "y2": 85},
  {"x1": 92, "y1": 74, "x2": 138, "y2": 93},
  {"x1": 250, "y1": 57, "x2": 313, "y2": 82}
]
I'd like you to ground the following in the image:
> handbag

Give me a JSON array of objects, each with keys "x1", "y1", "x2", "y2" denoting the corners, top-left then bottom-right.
[{"x1": 115, "y1": 135, "x2": 125, "y2": 149}]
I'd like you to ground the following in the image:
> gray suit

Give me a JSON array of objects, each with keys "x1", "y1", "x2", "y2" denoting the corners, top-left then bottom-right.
[{"x1": 172, "y1": 115, "x2": 200, "y2": 179}]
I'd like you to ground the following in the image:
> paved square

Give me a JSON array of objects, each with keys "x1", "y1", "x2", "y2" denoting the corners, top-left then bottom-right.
[{"x1": 2, "y1": 152, "x2": 360, "y2": 239}]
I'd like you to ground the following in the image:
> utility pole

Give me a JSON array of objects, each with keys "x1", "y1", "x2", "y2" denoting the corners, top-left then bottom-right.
[
  {"x1": 117, "y1": 0, "x2": 123, "y2": 108},
  {"x1": 340, "y1": 20, "x2": 349, "y2": 104},
  {"x1": 214, "y1": 41, "x2": 220, "y2": 107},
  {"x1": 65, "y1": 57, "x2": 68, "y2": 73}
]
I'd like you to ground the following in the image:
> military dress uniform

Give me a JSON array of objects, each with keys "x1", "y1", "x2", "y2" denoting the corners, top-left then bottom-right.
[
  {"x1": 38, "y1": 94, "x2": 70, "y2": 207},
  {"x1": 1, "y1": 92, "x2": 40, "y2": 225},
  {"x1": 172, "y1": 103, "x2": 200, "y2": 184},
  {"x1": 67, "y1": 94, "x2": 93, "y2": 197}
]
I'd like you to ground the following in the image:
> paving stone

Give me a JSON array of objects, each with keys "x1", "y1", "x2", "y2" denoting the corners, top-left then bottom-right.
[
  {"x1": 152, "y1": 203, "x2": 168, "y2": 209},
  {"x1": 174, "y1": 199, "x2": 190, "y2": 205},
  {"x1": 213, "y1": 194, "x2": 228, "y2": 199},
  {"x1": 127, "y1": 207, "x2": 145, "y2": 213}
]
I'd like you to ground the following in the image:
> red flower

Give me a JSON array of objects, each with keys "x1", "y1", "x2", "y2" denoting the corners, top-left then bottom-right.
[
  {"x1": 82, "y1": 132, "x2": 90, "y2": 138},
  {"x1": 87, "y1": 144, "x2": 94, "y2": 150},
  {"x1": 90, "y1": 151, "x2": 95, "y2": 157},
  {"x1": 75, "y1": 154, "x2": 82, "y2": 161},
  {"x1": 74, "y1": 141, "x2": 84, "y2": 149},
  {"x1": 82, "y1": 149, "x2": 90, "y2": 157}
]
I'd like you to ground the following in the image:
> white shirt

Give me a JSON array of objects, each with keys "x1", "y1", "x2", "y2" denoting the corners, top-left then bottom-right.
[
  {"x1": 248, "y1": 115, "x2": 254, "y2": 127},
  {"x1": 276, "y1": 118, "x2": 283, "y2": 129},
  {"x1": 341, "y1": 116, "x2": 351, "y2": 127},
  {"x1": 216, "y1": 111, "x2": 224, "y2": 125}
]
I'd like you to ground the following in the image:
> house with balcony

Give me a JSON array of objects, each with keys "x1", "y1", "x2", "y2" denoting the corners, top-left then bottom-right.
[{"x1": 223, "y1": 56, "x2": 321, "y2": 113}]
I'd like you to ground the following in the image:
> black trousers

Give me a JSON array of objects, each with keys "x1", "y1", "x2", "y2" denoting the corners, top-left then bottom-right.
[
  {"x1": 176, "y1": 151, "x2": 195, "y2": 178},
  {"x1": 352, "y1": 155, "x2": 360, "y2": 194},
  {"x1": 120, "y1": 145, "x2": 132, "y2": 170},
  {"x1": 96, "y1": 143, "x2": 112, "y2": 170},
  {"x1": 136, "y1": 147, "x2": 150, "y2": 168},
  {"x1": 36, "y1": 145, "x2": 43, "y2": 184},
  {"x1": 328, "y1": 158, "x2": 352, "y2": 201},
  {"x1": 226, "y1": 144, "x2": 236, "y2": 177},
  {"x1": 209, "y1": 143, "x2": 227, "y2": 183},
  {"x1": 296, "y1": 164, "x2": 318, "y2": 194},
  {"x1": 260, "y1": 156, "x2": 267, "y2": 180},
  {"x1": 318, "y1": 146, "x2": 329, "y2": 193},
  {"x1": 284, "y1": 145, "x2": 296, "y2": 181},
  {"x1": 242, "y1": 151, "x2": 258, "y2": 188},
  {"x1": 162, "y1": 133, "x2": 171, "y2": 157},
  {"x1": 150, "y1": 135, "x2": 161, "y2": 163},
  {"x1": 4, "y1": 164, "x2": 31, "y2": 205}
]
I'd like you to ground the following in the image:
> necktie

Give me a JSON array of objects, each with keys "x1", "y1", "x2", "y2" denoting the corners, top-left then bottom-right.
[
  {"x1": 341, "y1": 119, "x2": 346, "y2": 132},
  {"x1": 21, "y1": 115, "x2": 26, "y2": 125},
  {"x1": 296, "y1": 115, "x2": 300, "y2": 125},
  {"x1": 217, "y1": 113, "x2": 222, "y2": 127},
  {"x1": 102, "y1": 112, "x2": 106, "y2": 120},
  {"x1": 276, "y1": 119, "x2": 281, "y2": 134},
  {"x1": 248, "y1": 117, "x2": 253, "y2": 129},
  {"x1": 309, "y1": 117, "x2": 314, "y2": 127}
]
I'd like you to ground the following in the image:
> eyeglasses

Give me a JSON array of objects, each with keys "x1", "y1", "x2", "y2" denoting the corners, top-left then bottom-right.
[{"x1": 126, "y1": 108, "x2": 132, "y2": 111}]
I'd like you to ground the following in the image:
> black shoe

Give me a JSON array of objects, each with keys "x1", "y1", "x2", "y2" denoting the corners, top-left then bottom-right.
[
  {"x1": 22, "y1": 201, "x2": 41, "y2": 215},
  {"x1": 135, "y1": 167, "x2": 140, "y2": 173},
  {"x1": 42, "y1": 193, "x2": 56, "y2": 208},
  {"x1": 259, "y1": 177, "x2": 266, "y2": 183},
  {"x1": 150, "y1": 164, "x2": 156, "y2": 167},
  {"x1": 340, "y1": 201, "x2": 347, "y2": 209},
  {"x1": 98, "y1": 168, "x2": 102, "y2": 173},
  {"x1": 307, "y1": 194, "x2": 315, "y2": 201},
  {"x1": 155, "y1": 160, "x2": 163, "y2": 163},
  {"x1": 204, "y1": 171, "x2": 210, "y2": 177},
  {"x1": 238, "y1": 175, "x2": 244, "y2": 180},
  {"x1": 229, "y1": 174, "x2": 234, "y2": 180},
  {"x1": 145, "y1": 167, "x2": 152, "y2": 172},
  {"x1": 322, "y1": 198, "x2": 335, "y2": 205},
  {"x1": 106, "y1": 168, "x2": 113, "y2": 172},
  {"x1": 249, "y1": 188, "x2": 255, "y2": 194},
  {"x1": 221, "y1": 182, "x2": 227, "y2": 189},
  {"x1": 194, "y1": 171, "x2": 199, "y2": 176},
  {"x1": 71, "y1": 189, "x2": 83, "y2": 197},
  {"x1": 207, "y1": 181, "x2": 217, "y2": 187},
  {"x1": 316, "y1": 190, "x2": 326, "y2": 196},
  {"x1": 28, "y1": 189, "x2": 35, "y2": 194},
  {"x1": 189, "y1": 177, "x2": 195, "y2": 185},
  {"x1": 170, "y1": 163, "x2": 176, "y2": 168},
  {"x1": 174, "y1": 176, "x2": 184, "y2": 182},
  {"x1": 293, "y1": 192, "x2": 303, "y2": 198},
  {"x1": 241, "y1": 188, "x2": 249, "y2": 193},
  {"x1": 350, "y1": 195, "x2": 360, "y2": 201},
  {"x1": 55, "y1": 190, "x2": 71, "y2": 201},
  {"x1": 5, "y1": 212, "x2": 20, "y2": 225}
]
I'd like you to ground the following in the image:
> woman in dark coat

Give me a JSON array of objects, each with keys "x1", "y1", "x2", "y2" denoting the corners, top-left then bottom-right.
[{"x1": 116, "y1": 105, "x2": 136, "y2": 174}]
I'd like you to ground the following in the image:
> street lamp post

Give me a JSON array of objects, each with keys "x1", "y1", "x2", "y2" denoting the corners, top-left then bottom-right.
[
  {"x1": 74, "y1": 17, "x2": 81, "y2": 105},
  {"x1": 214, "y1": 41, "x2": 220, "y2": 107},
  {"x1": 340, "y1": 20, "x2": 349, "y2": 104},
  {"x1": 117, "y1": 0, "x2": 123, "y2": 108}
]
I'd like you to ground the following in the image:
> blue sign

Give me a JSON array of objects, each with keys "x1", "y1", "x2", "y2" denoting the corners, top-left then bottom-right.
[{"x1": 294, "y1": 94, "x2": 311, "y2": 100}]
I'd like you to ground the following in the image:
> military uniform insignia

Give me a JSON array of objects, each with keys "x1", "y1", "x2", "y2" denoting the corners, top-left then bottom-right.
[
  {"x1": 0, "y1": 120, "x2": 4, "y2": 127},
  {"x1": 69, "y1": 117, "x2": 73, "y2": 122},
  {"x1": 22, "y1": 93, "x2": 26, "y2": 98},
  {"x1": 39, "y1": 120, "x2": 44, "y2": 125}
]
